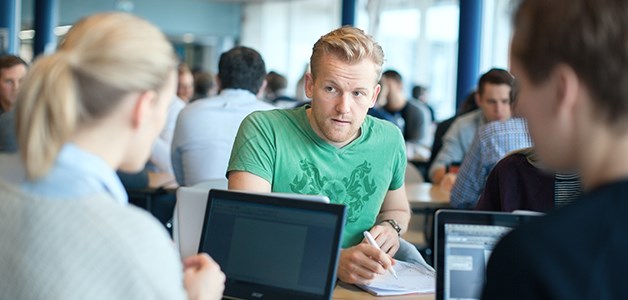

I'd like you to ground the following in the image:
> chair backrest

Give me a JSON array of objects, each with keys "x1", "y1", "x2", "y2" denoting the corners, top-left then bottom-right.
[
  {"x1": 173, "y1": 179, "x2": 228, "y2": 258},
  {"x1": 405, "y1": 163, "x2": 424, "y2": 184}
]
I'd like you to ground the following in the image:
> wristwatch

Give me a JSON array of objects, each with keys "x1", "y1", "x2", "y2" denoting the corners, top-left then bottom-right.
[{"x1": 381, "y1": 219, "x2": 401, "y2": 236}]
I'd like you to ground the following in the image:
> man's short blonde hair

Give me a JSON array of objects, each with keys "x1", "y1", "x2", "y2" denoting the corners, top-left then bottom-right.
[{"x1": 310, "y1": 26, "x2": 384, "y2": 83}]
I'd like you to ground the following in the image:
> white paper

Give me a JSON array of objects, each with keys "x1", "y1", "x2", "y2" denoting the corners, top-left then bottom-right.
[{"x1": 356, "y1": 261, "x2": 436, "y2": 296}]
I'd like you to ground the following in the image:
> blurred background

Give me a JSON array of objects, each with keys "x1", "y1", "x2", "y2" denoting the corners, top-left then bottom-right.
[{"x1": 1, "y1": 0, "x2": 515, "y2": 121}]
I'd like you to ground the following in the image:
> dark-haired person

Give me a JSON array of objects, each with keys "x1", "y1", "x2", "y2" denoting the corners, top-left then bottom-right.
[
  {"x1": 450, "y1": 81, "x2": 533, "y2": 209},
  {"x1": 190, "y1": 71, "x2": 217, "y2": 102},
  {"x1": 171, "y1": 46, "x2": 275, "y2": 186},
  {"x1": 482, "y1": 0, "x2": 628, "y2": 298},
  {"x1": 264, "y1": 71, "x2": 297, "y2": 108},
  {"x1": 0, "y1": 55, "x2": 27, "y2": 115},
  {"x1": 177, "y1": 63, "x2": 194, "y2": 103},
  {"x1": 0, "y1": 55, "x2": 27, "y2": 152},
  {"x1": 412, "y1": 84, "x2": 435, "y2": 123},
  {"x1": 429, "y1": 68, "x2": 514, "y2": 186},
  {"x1": 370, "y1": 70, "x2": 434, "y2": 152}
]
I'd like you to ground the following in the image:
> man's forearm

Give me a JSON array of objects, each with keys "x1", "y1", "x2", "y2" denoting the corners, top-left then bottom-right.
[{"x1": 431, "y1": 166, "x2": 446, "y2": 184}]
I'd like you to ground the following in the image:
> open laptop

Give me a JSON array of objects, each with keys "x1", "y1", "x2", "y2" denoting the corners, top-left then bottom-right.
[
  {"x1": 174, "y1": 180, "x2": 332, "y2": 259},
  {"x1": 198, "y1": 189, "x2": 346, "y2": 300},
  {"x1": 434, "y1": 209, "x2": 542, "y2": 300}
]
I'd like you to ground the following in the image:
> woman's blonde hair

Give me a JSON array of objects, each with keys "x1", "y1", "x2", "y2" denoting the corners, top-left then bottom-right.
[{"x1": 16, "y1": 12, "x2": 177, "y2": 179}]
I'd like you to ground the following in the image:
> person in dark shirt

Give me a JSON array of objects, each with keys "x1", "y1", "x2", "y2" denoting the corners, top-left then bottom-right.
[
  {"x1": 482, "y1": 0, "x2": 628, "y2": 299},
  {"x1": 412, "y1": 84, "x2": 435, "y2": 123},
  {"x1": 369, "y1": 70, "x2": 433, "y2": 148},
  {"x1": 0, "y1": 55, "x2": 27, "y2": 115},
  {"x1": 264, "y1": 71, "x2": 297, "y2": 108},
  {"x1": 475, "y1": 147, "x2": 581, "y2": 212}
]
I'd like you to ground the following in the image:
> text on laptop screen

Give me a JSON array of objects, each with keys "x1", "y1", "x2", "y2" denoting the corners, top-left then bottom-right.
[
  {"x1": 444, "y1": 224, "x2": 512, "y2": 300},
  {"x1": 199, "y1": 197, "x2": 339, "y2": 296}
]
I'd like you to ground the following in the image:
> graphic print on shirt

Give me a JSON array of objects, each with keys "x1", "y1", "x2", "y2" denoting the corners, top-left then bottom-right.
[{"x1": 290, "y1": 159, "x2": 376, "y2": 223}]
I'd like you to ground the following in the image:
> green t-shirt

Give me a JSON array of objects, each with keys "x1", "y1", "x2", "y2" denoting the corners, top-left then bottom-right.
[{"x1": 228, "y1": 106, "x2": 407, "y2": 247}]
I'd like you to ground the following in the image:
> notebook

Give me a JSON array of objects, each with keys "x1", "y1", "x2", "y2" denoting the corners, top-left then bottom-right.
[
  {"x1": 198, "y1": 189, "x2": 346, "y2": 300},
  {"x1": 434, "y1": 209, "x2": 541, "y2": 300},
  {"x1": 356, "y1": 260, "x2": 435, "y2": 296}
]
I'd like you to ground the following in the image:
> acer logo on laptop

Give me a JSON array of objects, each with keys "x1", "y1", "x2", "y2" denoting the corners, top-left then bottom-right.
[{"x1": 251, "y1": 292, "x2": 264, "y2": 298}]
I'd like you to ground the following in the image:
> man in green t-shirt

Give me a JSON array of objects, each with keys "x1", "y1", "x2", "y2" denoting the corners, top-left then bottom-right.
[{"x1": 228, "y1": 26, "x2": 414, "y2": 285}]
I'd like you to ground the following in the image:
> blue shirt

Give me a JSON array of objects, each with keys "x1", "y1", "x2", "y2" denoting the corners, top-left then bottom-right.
[
  {"x1": 450, "y1": 118, "x2": 532, "y2": 209},
  {"x1": 171, "y1": 89, "x2": 276, "y2": 185},
  {"x1": 429, "y1": 110, "x2": 486, "y2": 180},
  {"x1": 0, "y1": 143, "x2": 127, "y2": 204}
]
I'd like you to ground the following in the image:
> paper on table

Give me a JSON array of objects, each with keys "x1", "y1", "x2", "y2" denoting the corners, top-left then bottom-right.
[{"x1": 356, "y1": 260, "x2": 435, "y2": 296}]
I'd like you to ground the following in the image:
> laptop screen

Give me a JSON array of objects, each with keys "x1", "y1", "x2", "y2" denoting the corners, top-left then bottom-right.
[
  {"x1": 198, "y1": 189, "x2": 346, "y2": 300},
  {"x1": 435, "y1": 210, "x2": 541, "y2": 300}
]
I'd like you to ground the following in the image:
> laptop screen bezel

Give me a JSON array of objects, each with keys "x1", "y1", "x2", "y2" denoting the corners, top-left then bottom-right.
[
  {"x1": 198, "y1": 189, "x2": 346, "y2": 300},
  {"x1": 434, "y1": 209, "x2": 540, "y2": 300}
]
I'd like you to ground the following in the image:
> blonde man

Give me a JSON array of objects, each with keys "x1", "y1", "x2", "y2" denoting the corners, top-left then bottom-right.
[{"x1": 228, "y1": 27, "x2": 425, "y2": 284}]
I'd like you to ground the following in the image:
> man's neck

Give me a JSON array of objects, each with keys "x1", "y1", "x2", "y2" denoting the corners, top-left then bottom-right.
[{"x1": 580, "y1": 131, "x2": 628, "y2": 191}]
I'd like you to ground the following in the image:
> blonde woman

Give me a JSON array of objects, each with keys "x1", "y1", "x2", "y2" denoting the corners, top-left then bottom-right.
[{"x1": 0, "y1": 13, "x2": 224, "y2": 299}]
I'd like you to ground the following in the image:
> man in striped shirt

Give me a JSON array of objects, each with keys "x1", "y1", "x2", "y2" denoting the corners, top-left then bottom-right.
[{"x1": 450, "y1": 84, "x2": 532, "y2": 209}]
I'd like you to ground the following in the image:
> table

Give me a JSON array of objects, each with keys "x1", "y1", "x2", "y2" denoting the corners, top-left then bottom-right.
[
  {"x1": 405, "y1": 182, "x2": 450, "y2": 262},
  {"x1": 147, "y1": 171, "x2": 179, "y2": 189},
  {"x1": 333, "y1": 282, "x2": 434, "y2": 300},
  {"x1": 405, "y1": 182, "x2": 450, "y2": 210}
]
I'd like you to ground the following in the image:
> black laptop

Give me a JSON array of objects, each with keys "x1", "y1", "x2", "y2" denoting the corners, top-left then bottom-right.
[
  {"x1": 198, "y1": 189, "x2": 346, "y2": 300},
  {"x1": 434, "y1": 209, "x2": 541, "y2": 300}
]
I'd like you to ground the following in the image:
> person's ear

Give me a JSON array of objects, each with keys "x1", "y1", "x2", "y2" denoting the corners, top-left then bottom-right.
[
  {"x1": 552, "y1": 64, "x2": 579, "y2": 120},
  {"x1": 257, "y1": 79, "x2": 267, "y2": 99},
  {"x1": 370, "y1": 84, "x2": 381, "y2": 108},
  {"x1": 305, "y1": 72, "x2": 314, "y2": 99},
  {"x1": 475, "y1": 91, "x2": 482, "y2": 106},
  {"x1": 214, "y1": 75, "x2": 222, "y2": 93},
  {"x1": 131, "y1": 90, "x2": 156, "y2": 130}
]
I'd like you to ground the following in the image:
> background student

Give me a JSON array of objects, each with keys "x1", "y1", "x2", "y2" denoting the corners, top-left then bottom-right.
[
  {"x1": 171, "y1": 46, "x2": 275, "y2": 186},
  {"x1": 0, "y1": 55, "x2": 28, "y2": 153},
  {"x1": 429, "y1": 69, "x2": 514, "y2": 186}
]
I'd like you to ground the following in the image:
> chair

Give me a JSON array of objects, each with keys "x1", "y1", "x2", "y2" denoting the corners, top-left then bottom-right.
[
  {"x1": 405, "y1": 162, "x2": 424, "y2": 183},
  {"x1": 172, "y1": 179, "x2": 228, "y2": 259},
  {"x1": 120, "y1": 170, "x2": 177, "y2": 236}
]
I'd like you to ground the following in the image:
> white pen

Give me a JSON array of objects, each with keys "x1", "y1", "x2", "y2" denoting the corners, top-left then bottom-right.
[{"x1": 363, "y1": 231, "x2": 399, "y2": 280}]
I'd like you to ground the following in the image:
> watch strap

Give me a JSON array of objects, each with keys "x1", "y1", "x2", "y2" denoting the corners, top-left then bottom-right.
[{"x1": 381, "y1": 219, "x2": 401, "y2": 236}]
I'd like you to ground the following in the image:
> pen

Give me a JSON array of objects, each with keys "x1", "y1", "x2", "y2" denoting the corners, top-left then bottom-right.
[{"x1": 363, "y1": 231, "x2": 399, "y2": 280}]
